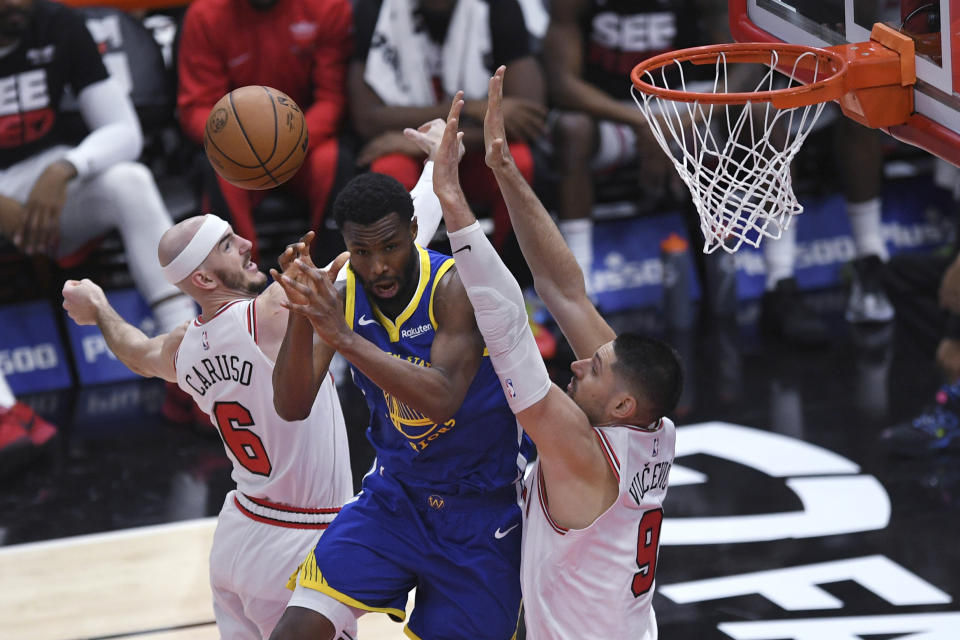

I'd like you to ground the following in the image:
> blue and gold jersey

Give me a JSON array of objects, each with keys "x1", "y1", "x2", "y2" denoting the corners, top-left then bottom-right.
[{"x1": 344, "y1": 245, "x2": 525, "y2": 494}]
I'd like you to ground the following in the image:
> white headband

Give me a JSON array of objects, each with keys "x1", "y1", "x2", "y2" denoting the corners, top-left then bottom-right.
[{"x1": 162, "y1": 214, "x2": 230, "y2": 284}]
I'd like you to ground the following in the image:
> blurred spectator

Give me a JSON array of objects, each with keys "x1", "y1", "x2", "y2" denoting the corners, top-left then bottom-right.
[
  {"x1": 881, "y1": 161, "x2": 960, "y2": 455},
  {"x1": 0, "y1": 0, "x2": 197, "y2": 430},
  {"x1": 349, "y1": 0, "x2": 546, "y2": 248},
  {"x1": 540, "y1": 0, "x2": 700, "y2": 295},
  {"x1": 176, "y1": 0, "x2": 353, "y2": 261},
  {"x1": 0, "y1": 0, "x2": 195, "y2": 333},
  {"x1": 0, "y1": 369, "x2": 56, "y2": 477}
]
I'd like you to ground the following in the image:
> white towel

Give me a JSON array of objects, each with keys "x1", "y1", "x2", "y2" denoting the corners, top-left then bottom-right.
[{"x1": 364, "y1": 0, "x2": 492, "y2": 106}]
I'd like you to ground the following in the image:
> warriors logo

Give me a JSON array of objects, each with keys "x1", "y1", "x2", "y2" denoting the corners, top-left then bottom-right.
[{"x1": 384, "y1": 390, "x2": 456, "y2": 452}]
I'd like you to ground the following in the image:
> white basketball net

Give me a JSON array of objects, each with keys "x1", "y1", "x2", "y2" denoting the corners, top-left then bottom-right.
[{"x1": 631, "y1": 50, "x2": 831, "y2": 253}]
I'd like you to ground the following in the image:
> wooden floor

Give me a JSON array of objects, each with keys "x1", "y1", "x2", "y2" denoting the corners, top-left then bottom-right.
[{"x1": 0, "y1": 518, "x2": 409, "y2": 640}]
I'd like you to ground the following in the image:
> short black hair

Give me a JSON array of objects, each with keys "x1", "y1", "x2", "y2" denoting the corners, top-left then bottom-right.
[
  {"x1": 332, "y1": 173, "x2": 414, "y2": 229},
  {"x1": 611, "y1": 333, "x2": 684, "y2": 421}
]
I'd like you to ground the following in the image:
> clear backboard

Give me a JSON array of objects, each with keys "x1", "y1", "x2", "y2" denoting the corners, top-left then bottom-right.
[{"x1": 729, "y1": 0, "x2": 960, "y2": 165}]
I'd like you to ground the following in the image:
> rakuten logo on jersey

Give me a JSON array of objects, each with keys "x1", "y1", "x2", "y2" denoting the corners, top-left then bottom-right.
[
  {"x1": 0, "y1": 69, "x2": 54, "y2": 147},
  {"x1": 401, "y1": 323, "x2": 433, "y2": 339}
]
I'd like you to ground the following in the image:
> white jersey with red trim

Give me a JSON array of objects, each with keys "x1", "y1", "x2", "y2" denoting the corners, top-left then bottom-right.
[
  {"x1": 175, "y1": 298, "x2": 353, "y2": 514},
  {"x1": 520, "y1": 418, "x2": 676, "y2": 640}
]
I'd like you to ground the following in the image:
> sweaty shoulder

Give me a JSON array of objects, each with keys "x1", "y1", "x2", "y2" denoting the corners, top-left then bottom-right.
[
  {"x1": 431, "y1": 265, "x2": 475, "y2": 328},
  {"x1": 432, "y1": 262, "x2": 464, "y2": 303}
]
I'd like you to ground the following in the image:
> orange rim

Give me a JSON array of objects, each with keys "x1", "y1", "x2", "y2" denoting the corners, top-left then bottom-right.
[{"x1": 631, "y1": 42, "x2": 848, "y2": 109}]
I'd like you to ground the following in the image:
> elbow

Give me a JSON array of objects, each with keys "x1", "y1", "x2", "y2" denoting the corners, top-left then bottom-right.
[
  {"x1": 424, "y1": 400, "x2": 461, "y2": 426},
  {"x1": 274, "y1": 397, "x2": 311, "y2": 422},
  {"x1": 534, "y1": 278, "x2": 583, "y2": 304}
]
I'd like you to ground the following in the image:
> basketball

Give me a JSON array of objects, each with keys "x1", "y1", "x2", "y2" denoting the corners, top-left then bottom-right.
[{"x1": 203, "y1": 86, "x2": 309, "y2": 190}]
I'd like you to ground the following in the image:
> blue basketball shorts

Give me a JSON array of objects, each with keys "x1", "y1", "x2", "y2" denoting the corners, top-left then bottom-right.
[{"x1": 290, "y1": 471, "x2": 523, "y2": 640}]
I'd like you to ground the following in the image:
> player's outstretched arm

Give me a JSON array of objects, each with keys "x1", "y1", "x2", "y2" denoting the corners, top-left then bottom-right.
[
  {"x1": 405, "y1": 117, "x2": 466, "y2": 247},
  {"x1": 270, "y1": 248, "x2": 348, "y2": 421},
  {"x1": 62, "y1": 279, "x2": 182, "y2": 382},
  {"x1": 484, "y1": 67, "x2": 615, "y2": 360},
  {"x1": 279, "y1": 257, "x2": 483, "y2": 424},
  {"x1": 434, "y1": 95, "x2": 618, "y2": 527}
]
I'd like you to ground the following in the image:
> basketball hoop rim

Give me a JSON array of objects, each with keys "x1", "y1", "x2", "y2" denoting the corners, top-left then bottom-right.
[{"x1": 630, "y1": 42, "x2": 849, "y2": 109}]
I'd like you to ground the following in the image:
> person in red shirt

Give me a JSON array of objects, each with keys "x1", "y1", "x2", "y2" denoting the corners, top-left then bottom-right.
[
  {"x1": 348, "y1": 0, "x2": 546, "y2": 249},
  {"x1": 177, "y1": 0, "x2": 353, "y2": 261}
]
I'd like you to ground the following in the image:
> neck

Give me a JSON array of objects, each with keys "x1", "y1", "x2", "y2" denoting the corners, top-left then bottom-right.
[{"x1": 198, "y1": 291, "x2": 255, "y2": 321}]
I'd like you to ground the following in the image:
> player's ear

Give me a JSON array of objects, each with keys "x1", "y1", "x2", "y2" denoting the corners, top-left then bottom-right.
[
  {"x1": 190, "y1": 269, "x2": 217, "y2": 291},
  {"x1": 610, "y1": 392, "x2": 637, "y2": 422},
  {"x1": 410, "y1": 216, "x2": 419, "y2": 241}
]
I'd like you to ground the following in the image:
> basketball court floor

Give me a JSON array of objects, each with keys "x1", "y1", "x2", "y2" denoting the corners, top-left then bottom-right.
[{"x1": 2, "y1": 290, "x2": 959, "y2": 639}]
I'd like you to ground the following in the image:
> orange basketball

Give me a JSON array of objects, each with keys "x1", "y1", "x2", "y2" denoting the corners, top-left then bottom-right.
[{"x1": 203, "y1": 86, "x2": 309, "y2": 190}]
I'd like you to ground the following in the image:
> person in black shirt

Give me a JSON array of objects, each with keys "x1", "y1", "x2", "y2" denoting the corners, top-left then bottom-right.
[{"x1": 0, "y1": 0, "x2": 195, "y2": 334}]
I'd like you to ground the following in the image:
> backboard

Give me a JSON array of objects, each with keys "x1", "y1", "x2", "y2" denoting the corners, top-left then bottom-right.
[{"x1": 729, "y1": 0, "x2": 960, "y2": 165}]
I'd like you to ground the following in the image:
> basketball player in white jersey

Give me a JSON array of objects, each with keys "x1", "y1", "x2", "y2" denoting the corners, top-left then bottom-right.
[
  {"x1": 60, "y1": 119, "x2": 452, "y2": 639},
  {"x1": 432, "y1": 68, "x2": 683, "y2": 639}
]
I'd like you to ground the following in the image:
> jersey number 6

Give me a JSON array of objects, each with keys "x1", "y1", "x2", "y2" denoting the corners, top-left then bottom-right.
[
  {"x1": 632, "y1": 508, "x2": 663, "y2": 597},
  {"x1": 213, "y1": 401, "x2": 273, "y2": 476}
]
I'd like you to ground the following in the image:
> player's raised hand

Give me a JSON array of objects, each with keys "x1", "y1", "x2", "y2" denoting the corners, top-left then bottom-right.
[
  {"x1": 432, "y1": 92, "x2": 466, "y2": 205},
  {"x1": 484, "y1": 66, "x2": 514, "y2": 172},
  {"x1": 278, "y1": 258, "x2": 351, "y2": 347},
  {"x1": 276, "y1": 231, "x2": 316, "y2": 275},
  {"x1": 404, "y1": 118, "x2": 466, "y2": 163},
  {"x1": 62, "y1": 278, "x2": 108, "y2": 326},
  {"x1": 271, "y1": 231, "x2": 318, "y2": 305}
]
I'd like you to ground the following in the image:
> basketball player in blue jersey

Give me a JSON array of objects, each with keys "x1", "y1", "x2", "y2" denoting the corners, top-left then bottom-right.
[
  {"x1": 269, "y1": 176, "x2": 528, "y2": 636},
  {"x1": 433, "y1": 69, "x2": 683, "y2": 639}
]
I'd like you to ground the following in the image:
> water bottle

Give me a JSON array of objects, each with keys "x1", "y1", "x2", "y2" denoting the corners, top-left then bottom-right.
[
  {"x1": 660, "y1": 233, "x2": 694, "y2": 330},
  {"x1": 704, "y1": 247, "x2": 738, "y2": 318}
]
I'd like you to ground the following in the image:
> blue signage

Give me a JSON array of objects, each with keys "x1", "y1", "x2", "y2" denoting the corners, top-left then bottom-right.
[
  {"x1": 593, "y1": 211, "x2": 702, "y2": 314},
  {"x1": 0, "y1": 301, "x2": 73, "y2": 394},
  {"x1": 63, "y1": 288, "x2": 158, "y2": 385}
]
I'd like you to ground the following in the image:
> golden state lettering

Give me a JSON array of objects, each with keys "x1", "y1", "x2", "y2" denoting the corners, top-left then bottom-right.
[
  {"x1": 185, "y1": 355, "x2": 252, "y2": 396},
  {"x1": 383, "y1": 352, "x2": 456, "y2": 452}
]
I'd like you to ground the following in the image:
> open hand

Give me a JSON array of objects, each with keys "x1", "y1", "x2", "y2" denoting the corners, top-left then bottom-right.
[
  {"x1": 484, "y1": 66, "x2": 514, "y2": 172},
  {"x1": 432, "y1": 92, "x2": 466, "y2": 205},
  {"x1": 20, "y1": 160, "x2": 75, "y2": 255},
  {"x1": 62, "y1": 278, "x2": 108, "y2": 326},
  {"x1": 0, "y1": 195, "x2": 26, "y2": 245},
  {"x1": 404, "y1": 118, "x2": 465, "y2": 162},
  {"x1": 272, "y1": 231, "x2": 319, "y2": 305},
  {"x1": 276, "y1": 256, "x2": 351, "y2": 347}
]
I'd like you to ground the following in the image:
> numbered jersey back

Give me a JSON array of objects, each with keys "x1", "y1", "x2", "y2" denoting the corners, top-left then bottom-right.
[
  {"x1": 175, "y1": 299, "x2": 352, "y2": 508},
  {"x1": 520, "y1": 418, "x2": 676, "y2": 640}
]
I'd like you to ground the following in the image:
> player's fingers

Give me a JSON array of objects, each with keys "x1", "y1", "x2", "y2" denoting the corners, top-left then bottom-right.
[
  {"x1": 420, "y1": 118, "x2": 444, "y2": 134},
  {"x1": 403, "y1": 128, "x2": 430, "y2": 151},
  {"x1": 278, "y1": 274, "x2": 313, "y2": 297},
  {"x1": 446, "y1": 92, "x2": 464, "y2": 123},
  {"x1": 280, "y1": 300, "x2": 310, "y2": 315},
  {"x1": 327, "y1": 251, "x2": 350, "y2": 279},
  {"x1": 20, "y1": 205, "x2": 40, "y2": 254},
  {"x1": 295, "y1": 258, "x2": 323, "y2": 279}
]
